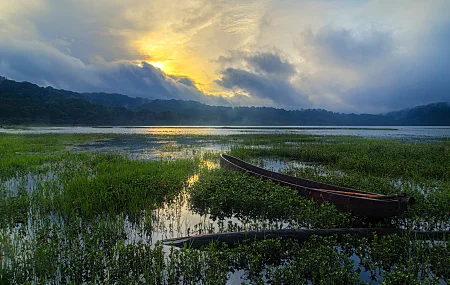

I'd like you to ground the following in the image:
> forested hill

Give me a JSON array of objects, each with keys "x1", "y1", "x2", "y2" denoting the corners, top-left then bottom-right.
[{"x1": 1, "y1": 77, "x2": 449, "y2": 126}]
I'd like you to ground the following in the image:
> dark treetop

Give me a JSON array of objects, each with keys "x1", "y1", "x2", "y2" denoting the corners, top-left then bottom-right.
[{"x1": 1, "y1": 78, "x2": 449, "y2": 126}]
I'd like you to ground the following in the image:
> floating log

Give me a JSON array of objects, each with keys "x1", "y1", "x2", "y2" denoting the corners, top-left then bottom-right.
[{"x1": 163, "y1": 228, "x2": 450, "y2": 249}]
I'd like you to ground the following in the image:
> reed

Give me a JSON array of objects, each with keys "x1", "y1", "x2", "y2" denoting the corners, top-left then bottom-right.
[{"x1": 1, "y1": 133, "x2": 449, "y2": 284}]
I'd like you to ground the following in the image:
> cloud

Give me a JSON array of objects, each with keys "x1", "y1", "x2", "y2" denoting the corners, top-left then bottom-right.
[
  {"x1": 216, "y1": 51, "x2": 311, "y2": 108},
  {"x1": 218, "y1": 68, "x2": 294, "y2": 103},
  {"x1": 301, "y1": 25, "x2": 395, "y2": 66},
  {"x1": 1, "y1": 0, "x2": 450, "y2": 113},
  {"x1": 0, "y1": 38, "x2": 228, "y2": 105},
  {"x1": 290, "y1": 18, "x2": 450, "y2": 113},
  {"x1": 343, "y1": 22, "x2": 450, "y2": 112},
  {"x1": 174, "y1": 77, "x2": 196, "y2": 87},
  {"x1": 246, "y1": 52, "x2": 297, "y2": 76}
]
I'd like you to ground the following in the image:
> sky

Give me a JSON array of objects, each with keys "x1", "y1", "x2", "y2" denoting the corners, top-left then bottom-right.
[{"x1": 1, "y1": 0, "x2": 449, "y2": 113}]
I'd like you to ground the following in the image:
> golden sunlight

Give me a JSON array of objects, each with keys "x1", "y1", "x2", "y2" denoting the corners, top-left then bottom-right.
[
  {"x1": 147, "y1": 61, "x2": 167, "y2": 72},
  {"x1": 135, "y1": 35, "x2": 222, "y2": 95}
]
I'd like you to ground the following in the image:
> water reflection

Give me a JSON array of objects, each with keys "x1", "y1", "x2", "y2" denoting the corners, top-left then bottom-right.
[
  {"x1": 143, "y1": 127, "x2": 220, "y2": 135},
  {"x1": 69, "y1": 135, "x2": 231, "y2": 161},
  {"x1": 252, "y1": 159, "x2": 315, "y2": 172},
  {"x1": 147, "y1": 160, "x2": 288, "y2": 244},
  {"x1": 201, "y1": 159, "x2": 219, "y2": 170},
  {"x1": 2, "y1": 126, "x2": 450, "y2": 139}
]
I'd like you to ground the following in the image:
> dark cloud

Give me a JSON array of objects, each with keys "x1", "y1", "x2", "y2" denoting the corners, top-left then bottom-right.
[
  {"x1": 216, "y1": 51, "x2": 310, "y2": 108},
  {"x1": 172, "y1": 76, "x2": 196, "y2": 87},
  {"x1": 341, "y1": 22, "x2": 450, "y2": 112},
  {"x1": 216, "y1": 69, "x2": 308, "y2": 108},
  {"x1": 301, "y1": 25, "x2": 395, "y2": 66},
  {"x1": 218, "y1": 51, "x2": 296, "y2": 76},
  {"x1": 245, "y1": 52, "x2": 296, "y2": 76},
  {"x1": 294, "y1": 22, "x2": 450, "y2": 113}
]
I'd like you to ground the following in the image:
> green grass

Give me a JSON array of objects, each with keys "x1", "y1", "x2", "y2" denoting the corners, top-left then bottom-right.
[
  {"x1": 0, "y1": 133, "x2": 119, "y2": 179},
  {"x1": 189, "y1": 168, "x2": 353, "y2": 228},
  {"x1": 229, "y1": 135, "x2": 450, "y2": 181},
  {"x1": 228, "y1": 134, "x2": 450, "y2": 230},
  {"x1": 1, "y1": 133, "x2": 449, "y2": 284},
  {"x1": 53, "y1": 153, "x2": 198, "y2": 219}
]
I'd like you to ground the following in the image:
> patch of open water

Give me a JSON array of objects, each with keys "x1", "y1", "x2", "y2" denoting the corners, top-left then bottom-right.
[
  {"x1": 251, "y1": 158, "x2": 347, "y2": 178},
  {"x1": 251, "y1": 159, "x2": 316, "y2": 172},
  {"x1": 1, "y1": 171, "x2": 59, "y2": 197},
  {"x1": 68, "y1": 135, "x2": 232, "y2": 160}
]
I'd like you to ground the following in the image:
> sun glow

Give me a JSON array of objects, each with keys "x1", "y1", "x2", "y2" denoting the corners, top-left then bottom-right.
[
  {"x1": 147, "y1": 61, "x2": 167, "y2": 72},
  {"x1": 135, "y1": 36, "x2": 222, "y2": 95}
]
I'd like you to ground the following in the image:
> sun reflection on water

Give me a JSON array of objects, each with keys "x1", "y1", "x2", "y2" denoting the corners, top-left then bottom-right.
[
  {"x1": 186, "y1": 173, "x2": 199, "y2": 187},
  {"x1": 201, "y1": 159, "x2": 219, "y2": 170},
  {"x1": 143, "y1": 127, "x2": 217, "y2": 135}
]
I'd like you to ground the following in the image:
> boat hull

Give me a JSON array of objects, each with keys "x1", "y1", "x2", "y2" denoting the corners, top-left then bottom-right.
[{"x1": 220, "y1": 154, "x2": 413, "y2": 220}]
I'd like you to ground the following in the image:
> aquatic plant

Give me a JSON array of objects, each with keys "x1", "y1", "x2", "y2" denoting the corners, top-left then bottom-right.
[
  {"x1": 189, "y1": 168, "x2": 353, "y2": 228},
  {"x1": 1, "y1": 133, "x2": 449, "y2": 284}
]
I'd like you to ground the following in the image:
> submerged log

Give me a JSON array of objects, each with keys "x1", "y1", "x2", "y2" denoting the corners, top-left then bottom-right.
[{"x1": 162, "y1": 228, "x2": 450, "y2": 249}]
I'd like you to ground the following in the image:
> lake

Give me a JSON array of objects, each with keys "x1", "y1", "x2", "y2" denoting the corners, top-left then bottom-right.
[{"x1": 2, "y1": 125, "x2": 450, "y2": 138}]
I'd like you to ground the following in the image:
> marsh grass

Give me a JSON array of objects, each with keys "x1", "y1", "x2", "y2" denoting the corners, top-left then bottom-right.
[
  {"x1": 229, "y1": 135, "x2": 450, "y2": 182},
  {"x1": 1, "y1": 133, "x2": 449, "y2": 284},
  {"x1": 189, "y1": 168, "x2": 353, "y2": 229},
  {"x1": 229, "y1": 135, "x2": 450, "y2": 230},
  {"x1": 0, "y1": 133, "x2": 118, "y2": 179},
  {"x1": 53, "y1": 153, "x2": 198, "y2": 220}
]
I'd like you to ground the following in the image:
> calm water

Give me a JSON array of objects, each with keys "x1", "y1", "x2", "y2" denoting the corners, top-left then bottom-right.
[{"x1": 1, "y1": 126, "x2": 450, "y2": 138}]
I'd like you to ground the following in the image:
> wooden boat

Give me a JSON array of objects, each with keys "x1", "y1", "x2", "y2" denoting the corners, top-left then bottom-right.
[
  {"x1": 220, "y1": 154, "x2": 415, "y2": 220},
  {"x1": 163, "y1": 228, "x2": 448, "y2": 249}
]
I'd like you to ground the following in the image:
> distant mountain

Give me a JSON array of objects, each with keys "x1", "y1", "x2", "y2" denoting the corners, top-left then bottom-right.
[
  {"x1": 0, "y1": 79, "x2": 135, "y2": 125},
  {"x1": 65, "y1": 91, "x2": 152, "y2": 109},
  {"x1": 386, "y1": 102, "x2": 450, "y2": 126},
  {"x1": 0, "y1": 78, "x2": 449, "y2": 126}
]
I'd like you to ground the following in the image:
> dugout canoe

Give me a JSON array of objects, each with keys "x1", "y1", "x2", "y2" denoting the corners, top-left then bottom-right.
[
  {"x1": 220, "y1": 154, "x2": 415, "y2": 220},
  {"x1": 163, "y1": 228, "x2": 449, "y2": 249}
]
